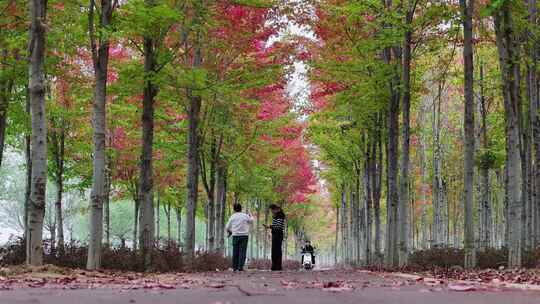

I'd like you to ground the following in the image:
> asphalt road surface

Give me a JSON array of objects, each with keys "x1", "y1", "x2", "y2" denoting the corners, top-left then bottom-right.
[{"x1": 1, "y1": 269, "x2": 538, "y2": 304}]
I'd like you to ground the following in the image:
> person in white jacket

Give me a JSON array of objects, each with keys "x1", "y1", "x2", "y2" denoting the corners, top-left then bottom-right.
[{"x1": 226, "y1": 203, "x2": 254, "y2": 271}]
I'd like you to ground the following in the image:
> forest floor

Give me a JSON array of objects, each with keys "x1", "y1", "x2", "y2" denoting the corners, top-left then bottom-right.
[{"x1": 0, "y1": 266, "x2": 539, "y2": 304}]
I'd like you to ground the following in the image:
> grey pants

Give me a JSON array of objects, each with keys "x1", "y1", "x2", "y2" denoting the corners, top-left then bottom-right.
[{"x1": 232, "y1": 235, "x2": 249, "y2": 271}]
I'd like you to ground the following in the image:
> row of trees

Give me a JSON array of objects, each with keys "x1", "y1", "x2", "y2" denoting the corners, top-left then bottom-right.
[
  {"x1": 1, "y1": 0, "x2": 317, "y2": 270},
  {"x1": 308, "y1": 0, "x2": 540, "y2": 268}
]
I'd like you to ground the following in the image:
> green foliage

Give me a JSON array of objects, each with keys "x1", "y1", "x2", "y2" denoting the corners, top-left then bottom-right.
[
  {"x1": 118, "y1": 0, "x2": 183, "y2": 39},
  {"x1": 476, "y1": 148, "x2": 503, "y2": 170}
]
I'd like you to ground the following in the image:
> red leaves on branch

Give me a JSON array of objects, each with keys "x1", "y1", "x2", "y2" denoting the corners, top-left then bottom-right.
[
  {"x1": 309, "y1": 82, "x2": 346, "y2": 110},
  {"x1": 256, "y1": 84, "x2": 290, "y2": 121},
  {"x1": 111, "y1": 127, "x2": 127, "y2": 150},
  {"x1": 269, "y1": 124, "x2": 316, "y2": 204}
]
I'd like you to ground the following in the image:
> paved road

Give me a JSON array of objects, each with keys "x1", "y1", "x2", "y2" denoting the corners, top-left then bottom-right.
[{"x1": 1, "y1": 269, "x2": 538, "y2": 304}]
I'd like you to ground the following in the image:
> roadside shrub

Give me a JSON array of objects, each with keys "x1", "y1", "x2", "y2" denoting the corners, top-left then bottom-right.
[
  {"x1": 249, "y1": 258, "x2": 301, "y2": 270},
  {"x1": 408, "y1": 247, "x2": 464, "y2": 270},
  {"x1": 409, "y1": 247, "x2": 540, "y2": 270},
  {"x1": 0, "y1": 237, "x2": 25, "y2": 266},
  {"x1": 45, "y1": 240, "x2": 88, "y2": 269},
  {"x1": 146, "y1": 243, "x2": 184, "y2": 272},
  {"x1": 523, "y1": 247, "x2": 540, "y2": 268},
  {"x1": 184, "y1": 252, "x2": 230, "y2": 272},
  {"x1": 1, "y1": 238, "x2": 196, "y2": 273},
  {"x1": 283, "y1": 259, "x2": 302, "y2": 270},
  {"x1": 101, "y1": 246, "x2": 140, "y2": 271},
  {"x1": 477, "y1": 247, "x2": 507, "y2": 269}
]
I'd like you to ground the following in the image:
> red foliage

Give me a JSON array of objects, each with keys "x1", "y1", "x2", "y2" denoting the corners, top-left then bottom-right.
[
  {"x1": 261, "y1": 121, "x2": 316, "y2": 204},
  {"x1": 256, "y1": 85, "x2": 290, "y2": 121},
  {"x1": 309, "y1": 82, "x2": 346, "y2": 110}
]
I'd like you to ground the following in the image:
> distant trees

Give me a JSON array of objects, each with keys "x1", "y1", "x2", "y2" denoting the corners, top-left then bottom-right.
[{"x1": 310, "y1": 0, "x2": 540, "y2": 269}]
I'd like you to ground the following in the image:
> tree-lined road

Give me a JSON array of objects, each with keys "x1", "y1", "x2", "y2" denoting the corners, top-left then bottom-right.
[{"x1": 1, "y1": 270, "x2": 538, "y2": 304}]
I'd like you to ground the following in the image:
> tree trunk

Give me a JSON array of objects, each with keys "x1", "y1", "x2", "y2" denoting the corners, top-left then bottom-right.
[
  {"x1": 49, "y1": 219, "x2": 56, "y2": 253},
  {"x1": 176, "y1": 206, "x2": 182, "y2": 246},
  {"x1": 398, "y1": 7, "x2": 413, "y2": 265},
  {"x1": 373, "y1": 120, "x2": 383, "y2": 256},
  {"x1": 51, "y1": 125, "x2": 65, "y2": 253},
  {"x1": 201, "y1": 137, "x2": 220, "y2": 252},
  {"x1": 215, "y1": 163, "x2": 227, "y2": 254},
  {"x1": 335, "y1": 204, "x2": 340, "y2": 264},
  {"x1": 263, "y1": 206, "x2": 269, "y2": 259},
  {"x1": 527, "y1": 0, "x2": 540, "y2": 249},
  {"x1": 493, "y1": 6, "x2": 523, "y2": 267},
  {"x1": 364, "y1": 140, "x2": 373, "y2": 265},
  {"x1": 165, "y1": 201, "x2": 171, "y2": 246},
  {"x1": 26, "y1": 0, "x2": 48, "y2": 267},
  {"x1": 201, "y1": 166, "x2": 215, "y2": 251},
  {"x1": 340, "y1": 184, "x2": 348, "y2": 263},
  {"x1": 87, "y1": 0, "x2": 113, "y2": 270},
  {"x1": 432, "y1": 78, "x2": 446, "y2": 247},
  {"x1": 138, "y1": 3, "x2": 159, "y2": 267},
  {"x1": 156, "y1": 193, "x2": 160, "y2": 245},
  {"x1": 350, "y1": 176, "x2": 359, "y2": 264},
  {"x1": 255, "y1": 200, "x2": 260, "y2": 259},
  {"x1": 184, "y1": 40, "x2": 202, "y2": 257},
  {"x1": 356, "y1": 171, "x2": 363, "y2": 263},
  {"x1": 417, "y1": 100, "x2": 429, "y2": 249},
  {"x1": 133, "y1": 193, "x2": 139, "y2": 250},
  {"x1": 0, "y1": 76, "x2": 12, "y2": 168},
  {"x1": 24, "y1": 95, "x2": 32, "y2": 241},
  {"x1": 103, "y1": 159, "x2": 111, "y2": 247},
  {"x1": 479, "y1": 62, "x2": 492, "y2": 250},
  {"x1": 384, "y1": 46, "x2": 400, "y2": 267},
  {"x1": 460, "y1": 0, "x2": 476, "y2": 269},
  {"x1": 522, "y1": 117, "x2": 532, "y2": 251}
]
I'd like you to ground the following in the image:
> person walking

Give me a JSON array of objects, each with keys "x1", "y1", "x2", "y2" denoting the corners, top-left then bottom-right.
[
  {"x1": 264, "y1": 204, "x2": 286, "y2": 271},
  {"x1": 226, "y1": 203, "x2": 253, "y2": 271}
]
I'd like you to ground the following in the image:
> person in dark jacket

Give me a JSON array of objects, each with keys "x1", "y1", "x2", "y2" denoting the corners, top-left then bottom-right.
[{"x1": 264, "y1": 204, "x2": 286, "y2": 271}]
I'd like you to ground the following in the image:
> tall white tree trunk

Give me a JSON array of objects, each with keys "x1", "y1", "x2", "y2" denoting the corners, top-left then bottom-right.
[
  {"x1": 87, "y1": 0, "x2": 113, "y2": 270},
  {"x1": 460, "y1": 0, "x2": 476, "y2": 269},
  {"x1": 432, "y1": 79, "x2": 447, "y2": 247},
  {"x1": 527, "y1": 0, "x2": 540, "y2": 249},
  {"x1": 138, "y1": 27, "x2": 157, "y2": 268},
  {"x1": 26, "y1": 0, "x2": 48, "y2": 267},
  {"x1": 215, "y1": 163, "x2": 227, "y2": 254},
  {"x1": 184, "y1": 32, "x2": 202, "y2": 257},
  {"x1": 398, "y1": 5, "x2": 414, "y2": 265},
  {"x1": 494, "y1": 6, "x2": 523, "y2": 267},
  {"x1": 364, "y1": 141, "x2": 373, "y2": 264},
  {"x1": 384, "y1": 44, "x2": 400, "y2": 267},
  {"x1": 176, "y1": 206, "x2": 182, "y2": 246},
  {"x1": 373, "y1": 124, "x2": 383, "y2": 256},
  {"x1": 478, "y1": 62, "x2": 492, "y2": 250},
  {"x1": 340, "y1": 184, "x2": 348, "y2": 263}
]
